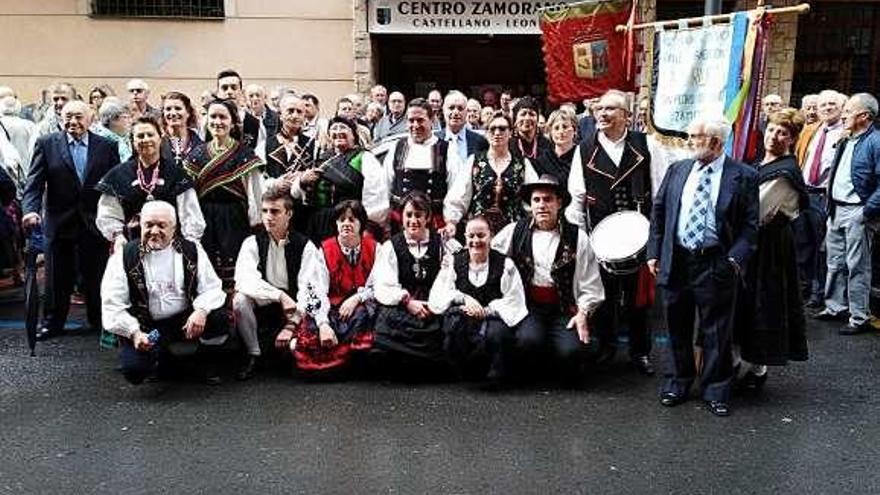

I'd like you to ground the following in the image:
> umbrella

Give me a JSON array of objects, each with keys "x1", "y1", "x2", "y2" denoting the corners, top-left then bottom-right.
[{"x1": 23, "y1": 235, "x2": 39, "y2": 356}]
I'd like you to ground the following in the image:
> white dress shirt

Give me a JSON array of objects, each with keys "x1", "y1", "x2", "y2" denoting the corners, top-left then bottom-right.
[
  {"x1": 101, "y1": 242, "x2": 225, "y2": 339},
  {"x1": 428, "y1": 255, "x2": 528, "y2": 327},
  {"x1": 234, "y1": 234, "x2": 330, "y2": 325},
  {"x1": 831, "y1": 134, "x2": 862, "y2": 204},
  {"x1": 802, "y1": 121, "x2": 843, "y2": 187},
  {"x1": 444, "y1": 154, "x2": 539, "y2": 224},
  {"x1": 492, "y1": 222, "x2": 605, "y2": 315}
]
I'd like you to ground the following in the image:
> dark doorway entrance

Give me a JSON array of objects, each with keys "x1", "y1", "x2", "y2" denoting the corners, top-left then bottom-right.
[{"x1": 374, "y1": 34, "x2": 545, "y2": 100}]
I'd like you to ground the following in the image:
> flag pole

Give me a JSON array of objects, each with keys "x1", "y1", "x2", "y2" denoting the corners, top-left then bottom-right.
[
  {"x1": 614, "y1": 2, "x2": 810, "y2": 32},
  {"x1": 535, "y1": 0, "x2": 605, "y2": 13}
]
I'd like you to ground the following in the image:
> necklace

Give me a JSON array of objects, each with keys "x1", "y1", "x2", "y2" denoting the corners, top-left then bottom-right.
[
  {"x1": 137, "y1": 160, "x2": 161, "y2": 201},
  {"x1": 517, "y1": 135, "x2": 538, "y2": 159}
]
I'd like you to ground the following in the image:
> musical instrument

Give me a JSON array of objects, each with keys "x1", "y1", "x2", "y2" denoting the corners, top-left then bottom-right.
[{"x1": 589, "y1": 211, "x2": 650, "y2": 275}]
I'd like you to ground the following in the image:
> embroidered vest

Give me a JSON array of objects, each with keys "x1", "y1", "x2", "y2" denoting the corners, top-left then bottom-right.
[
  {"x1": 579, "y1": 131, "x2": 652, "y2": 230},
  {"x1": 468, "y1": 152, "x2": 526, "y2": 233},
  {"x1": 391, "y1": 231, "x2": 442, "y2": 301},
  {"x1": 509, "y1": 218, "x2": 579, "y2": 313},
  {"x1": 321, "y1": 235, "x2": 377, "y2": 306},
  {"x1": 123, "y1": 237, "x2": 199, "y2": 328}
]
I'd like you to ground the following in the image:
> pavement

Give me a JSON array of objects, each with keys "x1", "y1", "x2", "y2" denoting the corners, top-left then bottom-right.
[{"x1": 1, "y1": 284, "x2": 879, "y2": 494}]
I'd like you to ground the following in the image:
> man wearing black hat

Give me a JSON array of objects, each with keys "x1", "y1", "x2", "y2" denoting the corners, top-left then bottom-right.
[{"x1": 493, "y1": 174, "x2": 605, "y2": 384}]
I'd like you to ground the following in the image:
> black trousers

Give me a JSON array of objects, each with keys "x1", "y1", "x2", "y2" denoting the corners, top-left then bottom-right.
[
  {"x1": 661, "y1": 246, "x2": 737, "y2": 402},
  {"x1": 594, "y1": 269, "x2": 651, "y2": 358},
  {"x1": 43, "y1": 229, "x2": 108, "y2": 332},
  {"x1": 792, "y1": 190, "x2": 827, "y2": 303},
  {"x1": 442, "y1": 309, "x2": 514, "y2": 380},
  {"x1": 516, "y1": 306, "x2": 598, "y2": 379},
  {"x1": 119, "y1": 308, "x2": 230, "y2": 385}
]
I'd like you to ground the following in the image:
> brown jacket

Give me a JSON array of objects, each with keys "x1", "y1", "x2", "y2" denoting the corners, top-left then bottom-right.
[{"x1": 794, "y1": 121, "x2": 821, "y2": 168}]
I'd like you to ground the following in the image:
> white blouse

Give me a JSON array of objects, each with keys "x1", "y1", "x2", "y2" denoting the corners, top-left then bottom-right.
[
  {"x1": 373, "y1": 233, "x2": 461, "y2": 305},
  {"x1": 428, "y1": 255, "x2": 528, "y2": 327},
  {"x1": 96, "y1": 187, "x2": 206, "y2": 242}
]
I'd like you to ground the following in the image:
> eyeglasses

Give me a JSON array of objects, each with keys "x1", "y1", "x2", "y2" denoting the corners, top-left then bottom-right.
[{"x1": 488, "y1": 125, "x2": 509, "y2": 133}]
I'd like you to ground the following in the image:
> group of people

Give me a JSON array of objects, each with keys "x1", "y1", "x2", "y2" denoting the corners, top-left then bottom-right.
[{"x1": 2, "y1": 69, "x2": 879, "y2": 417}]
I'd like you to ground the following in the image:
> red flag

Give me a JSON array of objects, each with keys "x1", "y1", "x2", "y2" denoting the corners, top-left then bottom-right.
[{"x1": 541, "y1": 0, "x2": 635, "y2": 104}]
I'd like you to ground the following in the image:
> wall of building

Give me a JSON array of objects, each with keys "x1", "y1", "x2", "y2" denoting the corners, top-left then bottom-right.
[{"x1": 0, "y1": 0, "x2": 357, "y2": 107}]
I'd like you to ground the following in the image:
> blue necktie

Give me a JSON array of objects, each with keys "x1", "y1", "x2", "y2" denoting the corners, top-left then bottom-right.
[
  {"x1": 71, "y1": 140, "x2": 87, "y2": 183},
  {"x1": 681, "y1": 164, "x2": 714, "y2": 250}
]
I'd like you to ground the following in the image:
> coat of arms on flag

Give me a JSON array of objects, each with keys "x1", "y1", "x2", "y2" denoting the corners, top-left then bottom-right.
[{"x1": 573, "y1": 40, "x2": 610, "y2": 79}]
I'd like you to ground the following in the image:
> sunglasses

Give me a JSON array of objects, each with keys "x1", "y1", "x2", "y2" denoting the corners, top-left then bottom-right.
[{"x1": 488, "y1": 125, "x2": 509, "y2": 133}]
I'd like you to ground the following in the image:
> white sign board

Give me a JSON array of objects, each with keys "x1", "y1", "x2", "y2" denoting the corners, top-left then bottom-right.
[
  {"x1": 367, "y1": 1, "x2": 569, "y2": 35},
  {"x1": 652, "y1": 24, "x2": 734, "y2": 133}
]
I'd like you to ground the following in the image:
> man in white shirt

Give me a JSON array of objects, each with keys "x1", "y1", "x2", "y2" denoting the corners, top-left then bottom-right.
[
  {"x1": 372, "y1": 98, "x2": 465, "y2": 236},
  {"x1": 244, "y1": 84, "x2": 280, "y2": 162},
  {"x1": 232, "y1": 188, "x2": 330, "y2": 379},
  {"x1": 434, "y1": 90, "x2": 488, "y2": 165},
  {"x1": 101, "y1": 201, "x2": 229, "y2": 385}
]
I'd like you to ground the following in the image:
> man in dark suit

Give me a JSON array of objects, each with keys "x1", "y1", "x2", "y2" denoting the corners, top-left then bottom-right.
[
  {"x1": 22, "y1": 100, "x2": 121, "y2": 340},
  {"x1": 244, "y1": 83, "x2": 280, "y2": 161},
  {"x1": 647, "y1": 118, "x2": 759, "y2": 417},
  {"x1": 434, "y1": 90, "x2": 488, "y2": 165},
  {"x1": 214, "y1": 69, "x2": 260, "y2": 148}
]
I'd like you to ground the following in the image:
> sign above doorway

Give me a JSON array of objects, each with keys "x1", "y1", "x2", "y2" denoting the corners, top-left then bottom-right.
[{"x1": 368, "y1": 0, "x2": 569, "y2": 35}]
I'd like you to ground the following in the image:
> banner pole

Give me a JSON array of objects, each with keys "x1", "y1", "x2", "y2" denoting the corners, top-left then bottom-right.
[{"x1": 615, "y1": 3, "x2": 809, "y2": 32}]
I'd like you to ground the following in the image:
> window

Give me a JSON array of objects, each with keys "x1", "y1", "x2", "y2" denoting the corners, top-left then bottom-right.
[{"x1": 90, "y1": 0, "x2": 225, "y2": 19}]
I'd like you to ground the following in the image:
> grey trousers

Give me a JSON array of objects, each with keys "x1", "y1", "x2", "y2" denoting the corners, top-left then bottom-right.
[{"x1": 825, "y1": 205, "x2": 873, "y2": 326}]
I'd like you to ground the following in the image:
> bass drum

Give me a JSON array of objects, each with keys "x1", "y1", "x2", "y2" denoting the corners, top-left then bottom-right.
[{"x1": 589, "y1": 211, "x2": 650, "y2": 275}]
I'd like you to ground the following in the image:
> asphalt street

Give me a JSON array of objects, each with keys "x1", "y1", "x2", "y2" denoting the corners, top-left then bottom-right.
[{"x1": 1, "y1": 288, "x2": 879, "y2": 494}]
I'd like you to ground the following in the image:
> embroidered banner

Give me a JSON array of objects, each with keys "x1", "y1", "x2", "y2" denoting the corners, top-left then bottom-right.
[{"x1": 540, "y1": 0, "x2": 635, "y2": 104}]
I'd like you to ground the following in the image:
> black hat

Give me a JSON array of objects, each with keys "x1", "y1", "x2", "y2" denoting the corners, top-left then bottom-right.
[{"x1": 518, "y1": 174, "x2": 572, "y2": 206}]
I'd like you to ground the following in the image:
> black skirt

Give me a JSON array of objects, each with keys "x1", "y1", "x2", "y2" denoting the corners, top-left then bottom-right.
[{"x1": 373, "y1": 304, "x2": 444, "y2": 362}]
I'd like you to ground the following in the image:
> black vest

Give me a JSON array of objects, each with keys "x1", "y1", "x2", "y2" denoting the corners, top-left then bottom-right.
[
  {"x1": 255, "y1": 230, "x2": 310, "y2": 297},
  {"x1": 391, "y1": 231, "x2": 442, "y2": 301},
  {"x1": 453, "y1": 249, "x2": 505, "y2": 307},
  {"x1": 509, "y1": 218, "x2": 579, "y2": 313},
  {"x1": 123, "y1": 237, "x2": 199, "y2": 328},
  {"x1": 579, "y1": 131, "x2": 652, "y2": 230},
  {"x1": 391, "y1": 139, "x2": 449, "y2": 208}
]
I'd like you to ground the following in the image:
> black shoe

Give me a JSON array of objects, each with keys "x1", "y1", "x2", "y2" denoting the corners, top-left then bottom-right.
[
  {"x1": 804, "y1": 299, "x2": 823, "y2": 310},
  {"x1": 812, "y1": 308, "x2": 847, "y2": 321},
  {"x1": 199, "y1": 354, "x2": 222, "y2": 386},
  {"x1": 839, "y1": 322, "x2": 870, "y2": 336},
  {"x1": 632, "y1": 355, "x2": 656, "y2": 376},
  {"x1": 35, "y1": 326, "x2": 61, "y2": 341},
  {"x1": 660, "y1": 392, "x2": 686, "y2": 407},
  {"x1": 705, "y1": 400, "x2": 730, "y2": 417},
  {"x1": 736, "y1": 370, "x2": 768, "y2": 392},
  {"x1": 235, "y1": 355, "x2": 258, "y2": 381}
]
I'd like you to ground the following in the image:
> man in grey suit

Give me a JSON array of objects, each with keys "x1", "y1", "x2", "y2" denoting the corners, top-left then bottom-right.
[{"x1": 22, "y1": 100, "x2": 121, "y2": 340}]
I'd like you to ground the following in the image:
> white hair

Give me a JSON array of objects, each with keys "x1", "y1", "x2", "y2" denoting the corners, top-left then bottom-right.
[
  {"x1": 848, "y1": 93, "x2": 879, "y2": 119},
  {"x1": 443, "y1": 90, "x2": 467, "y2": 108},
  {"x1": 245, "y1": 84, "x2": 266, "y2": 96},
  {"x1": 126, "y1": 79, "x2": 149, "y2": 91},
  {"x1": 140, "y1": 201, "x2": 177, "y2": 226},
  {"x1": 61, "y1": 100, "x2": 91, "y2": 117},
  {"x1": 98, "y1": 97, "x2": 129, "y2": 127},
  {"x1": 689, "y1": 117, "x2": 732, "y2": 142},
  {"x1": 278, "y1": 93, "x2": 302, "y2": 109},
  {"x1": 801, "y1": 94, "x2": 818, "y2": 107},
  {"x1": 817, "y1": 89, "x2": 847, "y2": 106},
  {"x1": 762, "y1": 93, "x2": 783, "y2": 104}
]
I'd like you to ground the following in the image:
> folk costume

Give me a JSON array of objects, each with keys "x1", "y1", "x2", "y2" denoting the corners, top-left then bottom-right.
[
  {"x1": 376, "y1": 136, "x2": 465, "y2": 231},
  {"x1": 565, "y1": 130, "x2": 660, "y2": 366},
  {"x1": 446, "y1": 151, "x2": 539, "y2": 234},
  {"x1": 493, "y1": 176, "x2": 605, "y2": 379},
  {"x1": 372, "y1": 230, "x2": 459, "y2": 369},
  {"x1": 101, "y1": 237, "x2": 229, "y2": 385},
  {"x1": 736, "y1": 155, "x2": 809, "y2": 375},
  {"x1": 161, "y1": 129, "x2": 203, "y2": 168},
  {"x1": 292, "y1": 234, "x2": 378, "y2": 371},
  {"x1": 183, "y1": 139, "x2": 264, "y2": 290},
  {"x1": 96, "y1": 156, "x2": 205, "y2": 242},
  {"x1": 233, "y1": 229, "x2": 329, "y2": 364},
  {"x1": 535, "y1": 145, "x2": 576, "y2": 184},
  {"x1": 428, "y1": 249, "x2": 527, "y2": 380}
]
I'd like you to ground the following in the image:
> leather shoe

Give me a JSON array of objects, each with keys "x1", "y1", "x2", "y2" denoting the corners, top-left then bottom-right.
[
  {"x1": 705, "y1": 400, "x2": 730, "y2": 417},
  {"x1": 812, "y1": 308, "x2": 847, "y2": 322},
  {"x1": 632, "y1": 355, "x2": 655, "y2": 376},
  {"x1": 235, "y1": 355, "x2": 258, "y2": 381},
  {"x1": 35, "y1": 326, "x2": 61, "y2": 341},
  {"x1": 736, "y1": 371, "x2": 768, "y2": 392},
  {"x1": 839, "y1": 322, "x2": 870, "y2": 336},
  {"x1": 660, "y1": 392, "x2": 685, "y2": 407}
]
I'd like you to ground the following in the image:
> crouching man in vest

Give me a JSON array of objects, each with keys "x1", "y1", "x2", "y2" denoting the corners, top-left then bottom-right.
[
  {"x1": 493, "y1": 175, "x2": 606, "y2": 385},
  {"x1": 101, "y1": 201, "x2": 230, "y2": 385},
  {"x1": 232, "y1": 187, "x2": 330, "y2": 380}
]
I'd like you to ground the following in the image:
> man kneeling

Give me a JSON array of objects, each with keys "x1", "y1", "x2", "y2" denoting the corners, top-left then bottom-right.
[
  {"x1": 233, "y1": 187, "x2": 329, "y2": 379},
  {"x1": 101, "y1": 201, "x2": 229, "y2": 385},
  {"x1": 429, "y1": 216, "x2": 527, "y2": 386}
]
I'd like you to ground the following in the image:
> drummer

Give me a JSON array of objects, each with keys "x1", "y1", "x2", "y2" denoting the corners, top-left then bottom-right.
[{"x1": 565, "y1": 89, "x2": 667, "y2": 375}]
